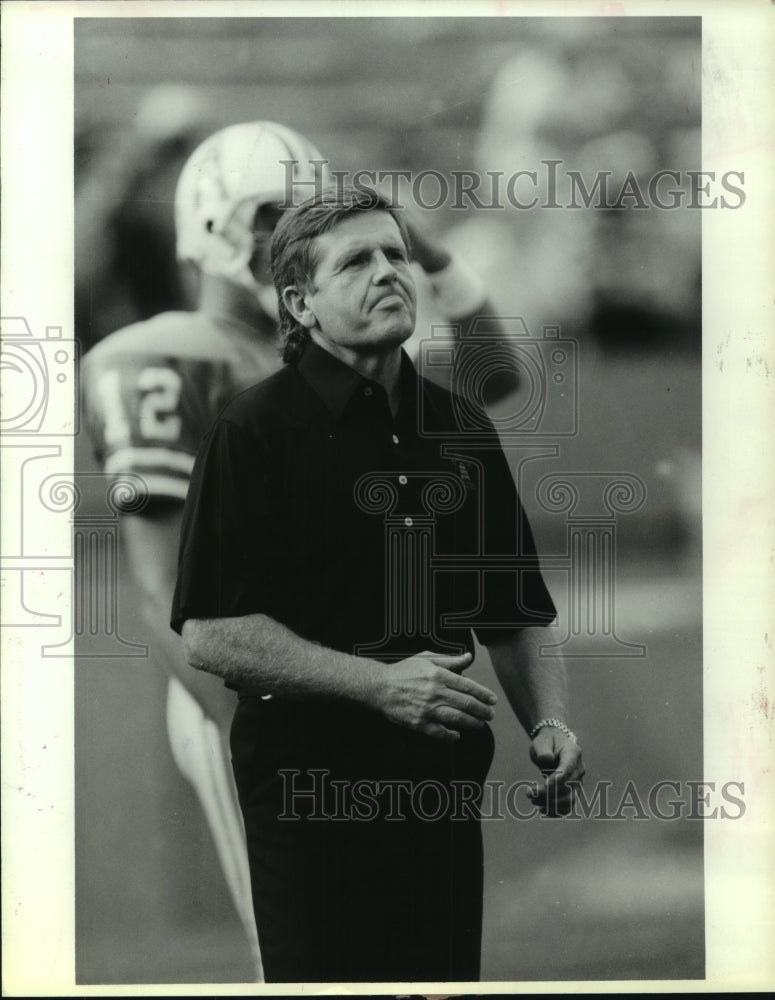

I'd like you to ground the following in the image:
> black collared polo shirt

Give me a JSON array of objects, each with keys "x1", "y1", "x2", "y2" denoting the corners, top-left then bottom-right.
[{"x1": 171, "y1": 341, "x2": 555, "y2": 677}]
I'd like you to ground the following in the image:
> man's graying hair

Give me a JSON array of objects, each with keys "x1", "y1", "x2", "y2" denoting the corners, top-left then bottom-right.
[{"x1": 270, "y1": 186, "x2": 412, "y2": 365}]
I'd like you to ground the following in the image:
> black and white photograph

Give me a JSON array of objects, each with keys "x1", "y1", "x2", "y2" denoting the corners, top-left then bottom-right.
[{"x1": 1, "y1": 1, "x2": 773, "y2": 994}]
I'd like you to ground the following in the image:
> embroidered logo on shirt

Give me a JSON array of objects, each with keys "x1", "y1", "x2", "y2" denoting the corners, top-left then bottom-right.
[{"x1": 456, "y1": 460, "x2": 476, "y2": 491}]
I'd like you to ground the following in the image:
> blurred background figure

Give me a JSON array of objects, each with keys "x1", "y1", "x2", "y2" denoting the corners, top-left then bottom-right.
[
  {"x1": 446, "y1": 49, "x2": 607, "y2": 339},
  {"x1": 446, "y1": 45, "x2": 701, "y2": 350},
  {"x1": 75, "y1": 84, "x2": 215, "y2": 351},
  {"x1": 445, "y1": 36, "x2": 701, "y2": 554}
]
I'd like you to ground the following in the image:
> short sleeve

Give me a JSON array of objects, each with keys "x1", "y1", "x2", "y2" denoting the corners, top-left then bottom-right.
[
  {"x1": 170, "y1": 417, "x2": 274, "y2": 633},
  {"x1": 467, "y1": 421, "x2": 557, "y2": 645}
]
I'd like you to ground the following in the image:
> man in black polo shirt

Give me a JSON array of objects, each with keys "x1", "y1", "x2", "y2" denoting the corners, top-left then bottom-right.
[{"x1": 171, "y1": 188, "x2": 584, "y2": 983}]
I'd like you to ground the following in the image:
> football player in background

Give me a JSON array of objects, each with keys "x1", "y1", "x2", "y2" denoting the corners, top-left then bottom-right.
[
  {"x1": 75, "y1": 84, "x2": 215, "y2": 351},
  {"x1": 81, "y1": 119, "x2": 508, "y2": 979}
]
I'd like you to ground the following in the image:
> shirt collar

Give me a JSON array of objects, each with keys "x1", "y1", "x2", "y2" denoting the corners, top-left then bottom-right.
[
  {"x1": 296, "y1": 341, "x2": 366, "y2": 420},
  {"x1": 297, "y1": 340, "x2": 434, "y2": 424}
]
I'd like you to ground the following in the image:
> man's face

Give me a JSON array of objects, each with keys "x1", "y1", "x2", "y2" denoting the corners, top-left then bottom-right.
[{"x1": 301, "y1": 211, "x2": 417, "y2": 357}]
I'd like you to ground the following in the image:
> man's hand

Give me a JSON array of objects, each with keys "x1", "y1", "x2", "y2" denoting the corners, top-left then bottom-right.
[
  {"x1": 527, "y1": 727, "x2": 585, "y2": 817},
  {"x1": 375, "y1": 651, "x2": 498, "y2": 743}
]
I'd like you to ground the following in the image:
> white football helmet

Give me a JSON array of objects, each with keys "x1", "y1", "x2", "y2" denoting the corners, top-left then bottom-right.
[{"x1": 175, "y1": 121, "x2": 325, "y2": 299}]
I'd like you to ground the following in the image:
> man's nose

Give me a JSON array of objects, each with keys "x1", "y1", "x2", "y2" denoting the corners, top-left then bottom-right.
[{"x1": 371, "y1": 250, "x2": 397, "y2": 283}]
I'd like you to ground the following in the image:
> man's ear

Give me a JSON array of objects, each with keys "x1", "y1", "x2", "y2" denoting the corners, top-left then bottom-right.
[{"x1": 281, "y1": 286, "x2": 316, "y2": 329}]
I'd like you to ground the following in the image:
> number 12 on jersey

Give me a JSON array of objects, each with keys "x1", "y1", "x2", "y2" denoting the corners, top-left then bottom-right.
[{"x1": 97, "y1": 367, "x2": 183, "y2": 448}]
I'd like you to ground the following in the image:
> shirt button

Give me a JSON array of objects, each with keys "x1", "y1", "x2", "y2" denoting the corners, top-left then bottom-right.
[
  {"x1": 363, "y1": 386, "x2": 373, "y2": 397},
  {"x1": 398, "y1": 475, "x2": 408, "y2": 485},
  {"x1": 404, "y1": 517, "x2": 413, "y2": 527},
  {"x1": 392, "y1": 434, "x2": 400, "y2": 445}
]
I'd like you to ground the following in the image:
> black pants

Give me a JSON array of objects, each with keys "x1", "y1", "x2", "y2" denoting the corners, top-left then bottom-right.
[{"x1": 231, "y1": 697, "x2": 495, "y2": 983}]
